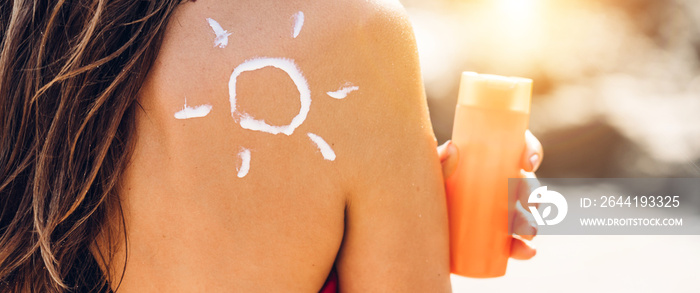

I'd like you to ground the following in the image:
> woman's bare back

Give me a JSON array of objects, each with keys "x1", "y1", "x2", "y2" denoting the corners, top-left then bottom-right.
[{"x1": 113, "y1": 0, "x2": 450, "y2": 291}]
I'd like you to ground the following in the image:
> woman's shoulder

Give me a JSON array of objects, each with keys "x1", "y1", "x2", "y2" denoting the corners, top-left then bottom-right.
[{"x1": 135, "y1": 0, "x2": 430, "y2": 179}]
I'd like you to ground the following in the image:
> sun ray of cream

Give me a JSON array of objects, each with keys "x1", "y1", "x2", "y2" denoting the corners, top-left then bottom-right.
[
  {"x1": 326, "y1": 85, "x2": 359, "y2": 99},
  {"x1": 207, "y1": 17, "x2": 232, "y2": 48},
  {"x1": 237, "y1": 148, "x2": 251, "y2": 178},
  {"x1": 307, "y1": 132, "x2": 336, "y2": 161},
  {"x1": 292, "y1": 11, "x2": 304, "y2": 38},
  {"x1": 174, "y1": 97, "x2": 213, "y2": 119}
]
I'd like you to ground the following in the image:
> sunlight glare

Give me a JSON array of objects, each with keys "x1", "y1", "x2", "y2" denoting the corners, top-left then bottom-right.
[
  {"x1": 477, "y1": 0, "x2": 546, "y2": 74},
  {"x1": 494, "y1": 0, "x2": 541, "y2": 39}
]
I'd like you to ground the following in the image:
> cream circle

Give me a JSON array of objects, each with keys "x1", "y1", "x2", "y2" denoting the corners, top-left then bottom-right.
[{"x1": 228, "y1": 57, "x2": 311, "y2": 136}]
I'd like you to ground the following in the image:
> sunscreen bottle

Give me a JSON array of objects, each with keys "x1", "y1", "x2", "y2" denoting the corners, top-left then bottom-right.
[{"x1": 446, "y1": 72, "x2": 532, "y2": 278}]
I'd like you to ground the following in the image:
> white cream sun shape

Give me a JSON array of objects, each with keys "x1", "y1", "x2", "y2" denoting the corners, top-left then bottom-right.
[{"x1": 174, "y1": 12, "x2": 359, "y2": 178}]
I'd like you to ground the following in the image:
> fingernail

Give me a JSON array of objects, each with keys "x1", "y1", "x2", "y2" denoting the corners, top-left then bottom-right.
[
  {"x1": 447, "y1": 141, "x2": 457, "y2": 156},
  {"x1": 529, "y1": 154, "x2": 540, "y2": 171},
  {"x1": 529, "y1": 224, "x2": 538, "y2": 236}
]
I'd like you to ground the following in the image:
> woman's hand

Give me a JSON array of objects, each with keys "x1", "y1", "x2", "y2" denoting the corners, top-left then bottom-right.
[{"x1": 437, "y1": 130, "x2": 543, "y2": 260}]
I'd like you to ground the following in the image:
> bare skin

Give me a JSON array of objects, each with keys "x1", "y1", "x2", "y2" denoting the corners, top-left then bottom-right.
[
  {"x1": 109, "y1": 0, "x2": 543, "y2": 291},
  {"x1": 112, "y1": 0, "x2": 450, "y2": 292}
]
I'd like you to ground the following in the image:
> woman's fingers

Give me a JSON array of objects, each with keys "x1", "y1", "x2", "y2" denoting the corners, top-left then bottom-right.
[
  {"x1": 512, "y1": 201, "x2": 538, "y2": 240},
  {"x1": 437, "y1": 140, "x2": 459, "y2": 178},
  {"x1": 521, "y1": 130, "x2": 543, "y2": 172},
  {"x1": 510, "y1": 235, "x2": 537, "y2": 260},
  {"x1": 518, "y1": 169, "x2": 540, "y2": 207},
  {"x1": 437, "y1": 140, "x2": 451, "y2": 162}
]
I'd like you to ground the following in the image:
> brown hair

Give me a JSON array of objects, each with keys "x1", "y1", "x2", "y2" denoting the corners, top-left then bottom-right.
[{"x1": 0, "y1": 1, "x2": 183, "y2": 291}]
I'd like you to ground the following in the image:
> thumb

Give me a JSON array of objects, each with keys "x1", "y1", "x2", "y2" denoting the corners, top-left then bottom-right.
[{"x1": 437, "y1": 140, "x2": 459, "y2": 178}]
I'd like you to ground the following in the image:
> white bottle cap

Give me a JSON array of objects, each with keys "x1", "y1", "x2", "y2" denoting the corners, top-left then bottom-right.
[{"x1": 457, "y1": 72, "x2": 532, "y2": 113}]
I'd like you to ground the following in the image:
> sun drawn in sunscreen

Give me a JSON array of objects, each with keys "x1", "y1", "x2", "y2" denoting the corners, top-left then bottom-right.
[
  {"x1": 229, "y1": 57, "x2": 310, "y2": 136},
  {"x1": 179, "y1": 12, "x2": 359, "y2": 177}
]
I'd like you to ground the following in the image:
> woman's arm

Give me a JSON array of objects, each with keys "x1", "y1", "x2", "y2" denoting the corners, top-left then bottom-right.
[{"x1": 334, "y1": 2, "x2": 451, "y2": 292}]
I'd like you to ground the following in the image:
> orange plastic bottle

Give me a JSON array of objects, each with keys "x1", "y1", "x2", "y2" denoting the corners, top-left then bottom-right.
[{"x1": 446, "y1": 72, "x2": 532, "y2": 278}]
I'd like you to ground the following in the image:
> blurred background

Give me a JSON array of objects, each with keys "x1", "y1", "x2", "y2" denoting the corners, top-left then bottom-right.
[
  {"x1": 401, "y1": 0, "x2": 700, "y2": 291},
  {"x1": 406, "y1": 0, "x2": 700, "y2": 178}
]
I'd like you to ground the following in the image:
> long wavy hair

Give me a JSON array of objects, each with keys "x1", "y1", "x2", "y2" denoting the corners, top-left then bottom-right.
[{"x1": 0, "y1": 1, "x2": 183, "y2": 291}]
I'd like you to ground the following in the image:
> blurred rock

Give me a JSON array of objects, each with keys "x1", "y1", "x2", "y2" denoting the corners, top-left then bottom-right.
[{"x1": 535, "y1": 121, "x2": 644, "y2": 178}]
